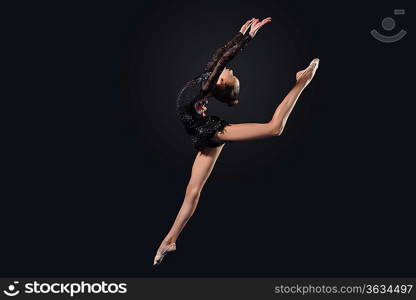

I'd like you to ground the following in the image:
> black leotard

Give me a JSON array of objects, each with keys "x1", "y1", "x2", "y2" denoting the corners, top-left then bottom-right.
[{"x1": 176, "y1": 31, "x2": 252, "y2": 151}]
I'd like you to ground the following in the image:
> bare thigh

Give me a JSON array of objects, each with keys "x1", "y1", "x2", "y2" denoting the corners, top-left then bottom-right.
[
  {"x1": 212, "y1": 123, "x2": 275, "y2": 142},
  {"x1": 188, "y1": 144, "x2": 225, "y2": 191}
]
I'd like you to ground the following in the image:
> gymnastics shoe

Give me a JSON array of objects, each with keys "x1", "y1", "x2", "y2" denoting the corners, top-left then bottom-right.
[
  {"x1": 153, "y1": 242, "x2": 176, "y2": 266},
  {"x1": 296, "y1": 58, "x2": 319, "y2": 85}
]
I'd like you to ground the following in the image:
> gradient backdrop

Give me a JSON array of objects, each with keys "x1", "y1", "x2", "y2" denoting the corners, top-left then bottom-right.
[{"x1": 2, "y1": 0, "x2": 415, "y2": 276}]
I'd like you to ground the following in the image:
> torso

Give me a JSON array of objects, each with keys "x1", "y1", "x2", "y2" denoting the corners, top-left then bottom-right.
[{"x1": 176, "y1": 71, "x2": 211, "y2": 120}]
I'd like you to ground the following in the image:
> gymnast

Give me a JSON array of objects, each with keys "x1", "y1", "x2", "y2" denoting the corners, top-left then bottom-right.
[{"x1": 154, "y1": 17, "x2": 319, "y2": 265}]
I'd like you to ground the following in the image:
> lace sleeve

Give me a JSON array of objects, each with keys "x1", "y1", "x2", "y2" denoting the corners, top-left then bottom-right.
[
  {"x1": 203, "y1": 32, "x2": 245, "y2": 73},
  {"x1": 201, "y1": 33, "x2": 252, "y2": 93}
]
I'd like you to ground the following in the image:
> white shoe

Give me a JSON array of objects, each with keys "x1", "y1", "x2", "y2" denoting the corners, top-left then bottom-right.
[
  {"x1": 296, "y1": 58, "x2": 320, "y2": 84},
  {"x1": 153, "y1": 243, "x2": 176, "y2": 266}
]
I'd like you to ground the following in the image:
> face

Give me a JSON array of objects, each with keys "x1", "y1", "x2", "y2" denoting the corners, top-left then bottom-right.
[{"x1": 217, "y1": 68, "x2": 238, "y2": 86}]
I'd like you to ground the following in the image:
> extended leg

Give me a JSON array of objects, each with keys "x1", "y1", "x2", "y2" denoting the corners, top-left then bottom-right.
[
  {"x1": 213, "y1": 58, "x2": 319, "y2": 142},
  {"x1": 153, "y1": 144, "x2": 225, "y2": 265}
]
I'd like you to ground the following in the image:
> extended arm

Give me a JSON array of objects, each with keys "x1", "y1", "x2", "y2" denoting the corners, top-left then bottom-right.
[
  {"x1": 201, "y1": 17, "x2": 272, "y2": 93},
  {"x1": 204, "y1": 18, "x2": 255, "y2": 72},
  {"x1": 201, "y1": 35, "x2": 252, "y2": 92},
  {"x1": 204, "y1": 32, "x2": 245, "y2": 73}
]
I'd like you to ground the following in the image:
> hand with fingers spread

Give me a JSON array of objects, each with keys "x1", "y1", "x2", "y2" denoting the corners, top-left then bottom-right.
[{"x1": 249, "y1": 17, "x2": 272, "y2": 38}]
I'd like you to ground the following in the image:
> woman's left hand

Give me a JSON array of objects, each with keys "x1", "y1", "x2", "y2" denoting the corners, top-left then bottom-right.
[
  {"x1": 249, "y1": 17, "x2": 272, "y2": 37},
  {"x1": 239, "y1": 18, "x2": 256, "y2": 35}
]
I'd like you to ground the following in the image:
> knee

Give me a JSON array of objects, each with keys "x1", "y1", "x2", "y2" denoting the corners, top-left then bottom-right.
[
  {"x1": 271, "y1": 128, "x2": 282, "y2": 137},
  {"x1": 268, "y1": 122, "x2": 283, "y2": 137},
  {"x1": 185, "y1": 185, "x2": 201, "y2": 201}
]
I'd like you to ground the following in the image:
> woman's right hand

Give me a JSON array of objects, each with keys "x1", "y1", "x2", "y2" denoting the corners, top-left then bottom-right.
[{"x1": 249, "y1": 17, "x2": 272, "y2": 38}]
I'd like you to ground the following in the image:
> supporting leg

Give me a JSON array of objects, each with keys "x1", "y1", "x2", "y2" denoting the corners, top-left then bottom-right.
[{"x1": 153, "y1": 144, "x2": 225, "y2": 265}]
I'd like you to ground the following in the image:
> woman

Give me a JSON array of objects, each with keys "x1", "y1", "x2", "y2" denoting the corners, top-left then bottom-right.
[{"x1": 153, "y1": 17, "x2": 319, "y2": 265}]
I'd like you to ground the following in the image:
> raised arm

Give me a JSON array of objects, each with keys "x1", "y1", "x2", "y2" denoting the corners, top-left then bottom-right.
[
  {"x1": 204, "y1": 18, "x2": 255, "y2": 72},
  {"x1": 201, "y1": 35, "x2": 251, "y2": 92},
  {"x1": 201, "y1": 17, "x2": 272, "y2": 93}
]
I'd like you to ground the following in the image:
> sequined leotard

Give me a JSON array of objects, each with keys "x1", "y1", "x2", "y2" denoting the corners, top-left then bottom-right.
[{"x1": 176, "y1": 31, "x2": 252, "y2": 151}]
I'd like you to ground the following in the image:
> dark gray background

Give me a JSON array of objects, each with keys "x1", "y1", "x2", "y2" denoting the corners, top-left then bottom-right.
[{"x1": 2, "y1": 0, "x2": 415, "y2": 276}]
